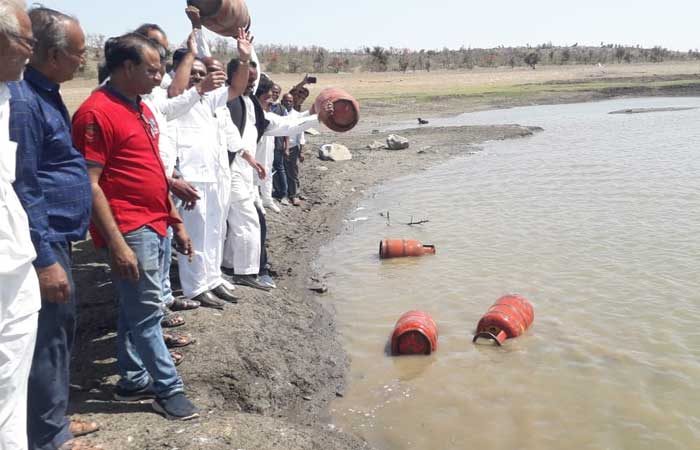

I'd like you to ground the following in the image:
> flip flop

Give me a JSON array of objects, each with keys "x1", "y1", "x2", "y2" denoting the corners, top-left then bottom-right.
[
  {"x1": 161, "y1": 312, "x2": 185, "y2": 328},
  {"x1": 163, "y1": 332, "x2": 195, "y2": 348},
  {"x1": 170, "y1": 350, "x2": 185, "y2": 366},
  {"x1": 68, "y1": 419, "x2": 100, "y2": 437}
]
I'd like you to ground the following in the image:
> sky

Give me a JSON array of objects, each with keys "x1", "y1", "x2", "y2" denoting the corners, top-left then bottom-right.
[{"x1": 39, "y1": 0, "x2": 700, "y2": 52}]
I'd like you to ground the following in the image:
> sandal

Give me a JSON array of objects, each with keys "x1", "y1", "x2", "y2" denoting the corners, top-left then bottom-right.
[
  {"x1": 58, "y1": 439, "x2": 102, "y2": 450},
  {"x1": 170, "y1": 350, "x2": 185, "y2": 366},
  {"x1": 69, "y1": 419, "x2": 100, "y2": 437},
  {"x1": 169, "y1": 297, "x2": 200, "y2": 311},
  {"x1": 161, "y1": 312, "x2": 185, "y2": 328},
  {"x1": 163, "y1": 332, "x2": 195, "y2": 348}
]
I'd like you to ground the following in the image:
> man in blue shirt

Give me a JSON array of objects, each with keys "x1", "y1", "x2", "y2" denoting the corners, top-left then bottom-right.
[{"x1": 9, "y1": 7, "x2": 97, "y2": 450}]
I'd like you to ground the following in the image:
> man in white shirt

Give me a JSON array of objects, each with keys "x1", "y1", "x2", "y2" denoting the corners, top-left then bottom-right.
[
  {"x1": 0, "y1": 2, "x2": 41, "y2": 449},
  {"x1": 223, "y1": 60, "x2": 329, "y2": 290},
  {"x1": 167, "y1": 58, "x2": 240, "y2": 309},
  {"x1": 281, "y1": 93, "x2": 306, "y2": 206}
]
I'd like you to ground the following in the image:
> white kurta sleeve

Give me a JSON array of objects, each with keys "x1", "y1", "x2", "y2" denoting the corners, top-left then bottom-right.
[
  {"x1": 194, "y1": 29, "x2": 212, "y2": 58},
  {"x1": 157, "y1": 87, "x2": 201, "y2": 122},
  {"x1": 263, "y1": 111, "x2": 319, "y2": 137}
]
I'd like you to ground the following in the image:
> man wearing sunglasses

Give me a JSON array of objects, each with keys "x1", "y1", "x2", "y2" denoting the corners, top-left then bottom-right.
[{"x1": 8, "y1": 6, "x2": 99, "y2": 450}]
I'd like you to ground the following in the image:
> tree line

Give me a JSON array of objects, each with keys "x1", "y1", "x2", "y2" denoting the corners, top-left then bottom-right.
[{"x1": 81, "y1": 34, "x2": 700, "y2": 78}]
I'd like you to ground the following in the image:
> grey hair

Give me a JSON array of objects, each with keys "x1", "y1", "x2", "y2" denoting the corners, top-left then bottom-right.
[
  {"x1": 28, "y1": 5, "x2": 78, "y2": 59},
  {"x1": 0, "y1": 0, "x2": 26, "y2": 36}
]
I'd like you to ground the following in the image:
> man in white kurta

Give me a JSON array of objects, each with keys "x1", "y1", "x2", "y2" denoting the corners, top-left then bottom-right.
[
  {"x1": 222, "y1": 64, "x2": 324, "y2": 288},
  {"x1": 168, "y1": 60, "x2": 238, "y2": 308},
  {"x1": 0, "y1": 2, "x2": 41, "y2": 449}
]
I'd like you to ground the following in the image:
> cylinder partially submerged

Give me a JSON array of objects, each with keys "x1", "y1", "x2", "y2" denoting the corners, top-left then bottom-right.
[
  {"x1": 313, "y1": 87, "x2": 360, "y2": 132},
  {"x1": 187, "y1": 0, "x2": 250, "y2": 36},
  {"x1": 379, "y1": 239, "x2": 436, "y2": 259},
  {"x1": 391, "y1": 310, "x2": 438, "y2": 355},
  {"x1": 473, "y1": 294, "x2": 535, "y2": 346}
]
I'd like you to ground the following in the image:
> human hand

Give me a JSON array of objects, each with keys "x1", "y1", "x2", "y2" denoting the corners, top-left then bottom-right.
[
  {"x1": 173, "y1": 225, "x2": 193, "y2": 263},
  {"x1": 170, "y1": 178, "x2": 200, "y2": 207},
  {"x1": 186, "y1": 31, "x2": 197, "y2": 54},
  {"x1": 199, "y1": 70, "x2": 227, "y2": 94},
  {"x1": 110, "y1": 242, "x2": 140, "y2": 282},
  {"x1": 299, "y1": 152, "x2": 305, "y2": 163},
  {"x1": 186, "y1": 6, "x2": 202, "y2": 29},
  {"x1": 236, "y1": 28, "x2": 254, "y2": 62},
  {"x1": 254, "y1": 162, "x2": 266, "y2": 180},
  {"x1": 37, "y1": 262, "x2": 71, "y2": 304}
]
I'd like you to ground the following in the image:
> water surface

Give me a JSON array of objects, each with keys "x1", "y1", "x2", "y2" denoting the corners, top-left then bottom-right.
[{"x1": 319, "y1": 97, "x2": 700, "y2": 450}]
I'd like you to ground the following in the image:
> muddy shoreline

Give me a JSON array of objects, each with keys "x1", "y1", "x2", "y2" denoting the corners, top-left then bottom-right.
[{"x1": 66, "y1": 84, "x2": 699, "y2": 449}]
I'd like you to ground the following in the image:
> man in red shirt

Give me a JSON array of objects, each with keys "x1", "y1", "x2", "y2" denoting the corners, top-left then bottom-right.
[{"x1": 72, "y1": 33, "x2": 197, "y2": 420}]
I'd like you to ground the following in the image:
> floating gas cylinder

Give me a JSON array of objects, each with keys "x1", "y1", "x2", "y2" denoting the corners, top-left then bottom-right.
[
  {"x1": 187, "y1": 0, "x2": 250, "y2": 36},
  {"x1": 379, "y1": 239, "x2": 436, "y2": 259},
  {"x1": 391, "y1": 310, "x2": 438, "y2": 355},
  {"x1": 473, "y1": 294, "x2": 534, "y2": 346},
  {"x1": 311, "y1": 88, "x2": 360, "y2": 132}
]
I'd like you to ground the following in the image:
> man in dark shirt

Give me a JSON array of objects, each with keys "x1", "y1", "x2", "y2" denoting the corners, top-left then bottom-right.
[{"x1": 9, "y1": 7, "x2": 98, "y2": 450}]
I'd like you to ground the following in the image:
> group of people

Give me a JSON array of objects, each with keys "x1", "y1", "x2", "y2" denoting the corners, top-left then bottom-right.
[{"x1": 0, "y1": 2, "x2": 332, "y2": 449}]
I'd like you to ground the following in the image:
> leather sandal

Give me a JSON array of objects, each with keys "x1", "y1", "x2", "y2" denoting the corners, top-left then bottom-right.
[
  {"x1": 169, "y1": 297, "x2": 200, "y2": 311},
  {"x1": 170, "y1": 350, "x2": 185, "y2": 366},
  {"x1": 163, "y1": 332, "x2": 195, "y2": 348},
  {"x1": 69, "y1": 419, "x2": 100, "y2": 437},
  {"x1": 161, "y1": 312, "x2": 185, "y2": 328},
  {"x1": 58, "y1": 439, "x2": 103, "y2": 450}
]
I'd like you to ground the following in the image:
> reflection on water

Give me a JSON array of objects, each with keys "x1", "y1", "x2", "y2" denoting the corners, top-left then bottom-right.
[{"x1": 319, "y1": 97, "x2": 700, "y2": 450}]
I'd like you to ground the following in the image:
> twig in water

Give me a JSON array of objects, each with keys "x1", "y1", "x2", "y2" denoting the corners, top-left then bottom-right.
[{"x1": 407, "y1": 216, "x2": 430, "y2": 226}]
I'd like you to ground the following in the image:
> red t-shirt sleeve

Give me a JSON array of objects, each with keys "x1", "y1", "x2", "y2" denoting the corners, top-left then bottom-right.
[{"x1": 72, "y1": 109, "x2": 113, "y2": 166}]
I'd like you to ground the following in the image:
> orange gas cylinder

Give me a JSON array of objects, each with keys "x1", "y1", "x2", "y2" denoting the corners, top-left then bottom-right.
[
  {"x1": 379, "y1": 239, "x2": 436, "y2": 259},
  {"x1": 473, "y1": 294, "x2": 535, "y2": 346},
  {"x1": 311, "y1": 88, "x2": 360, "y2": 132},
  {"x1": 391, "y1": 311, "x2": 438, "y2": 355},
  {"x1": 187, "y1": 0, "x2": 250, "y2": 36}
]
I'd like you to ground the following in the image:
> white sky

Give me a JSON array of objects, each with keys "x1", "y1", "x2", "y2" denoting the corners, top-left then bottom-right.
[{"x1": 40, "y1": 0, "x2": 700, "y2": 51}]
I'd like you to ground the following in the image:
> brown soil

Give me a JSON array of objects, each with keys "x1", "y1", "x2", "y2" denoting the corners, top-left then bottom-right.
[{"x1": 64, "y1": 71, "x2": 700, "y2": 449}]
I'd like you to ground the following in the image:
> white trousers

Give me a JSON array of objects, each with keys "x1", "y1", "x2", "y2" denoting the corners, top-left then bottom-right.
[
  {"x1": 222, "y1": 194, "x2": 260, "y2": 275},
  {"x1": 178, "y1": 181, "x2": 230, "y2": 299},
  {"x1": 0, "y1": 264, "x2": 39, "y2": 450},
  {"x1": 255, "y1": 136, "x2": 274, "y2": 202}
]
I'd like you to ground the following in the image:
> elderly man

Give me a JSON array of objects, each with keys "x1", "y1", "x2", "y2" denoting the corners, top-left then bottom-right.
[
  {"x1": 0, "y1": 3, "x2": 41, "y2": 450},
  {"x1": 73, "y1": 33, "x2": 198, "y2": 421},
  {"x1": 8, "y1": 7, "x2": 99, "y2": 450}
]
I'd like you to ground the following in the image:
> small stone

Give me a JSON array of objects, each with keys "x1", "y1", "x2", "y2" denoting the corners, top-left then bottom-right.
[
  {"x1": 367, "y1": 140, "x2": 384, "y2": 150},
  {"x1": 319, "y1": 143, "x2": 352, "y2": 161},
  {"x1": 386, "y1": 134, "x2": 410, "y2": 150}
]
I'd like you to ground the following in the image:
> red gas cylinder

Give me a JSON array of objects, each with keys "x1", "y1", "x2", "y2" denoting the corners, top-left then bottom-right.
[
  {"x1": 311, "y1": 87, "x2": 360, "y2": 132},
  {"x1": 391, "y1": 310, "x2": 438, "y2": 355},
  {"x1": 379, "y1": 239, "x2": 436, "y2": 259},
  {"x1": 187, "y1": 0, "x2": 250, "y2": 36},
  {"x1": 473, "y1": 294, "x2": 535, "y2": 346}
]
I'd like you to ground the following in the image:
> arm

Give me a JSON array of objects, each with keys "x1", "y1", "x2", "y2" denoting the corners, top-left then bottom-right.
[
  {"x1": 168, "y1": 195, "x2": 193, "y2": 261},
  {"x1": 168, "y1": 31, "x2": 199, "y2": 98},
  {"x1": 87, "y1": 165, "x2": 139, "y2": 281},
  {"x1": 186, "y1": 6, "x2": 212, "y2": 57},
  {"x1": 9, "y1": 92, "x2": 69, "y2": 303},
  {"x1": 223, "y1": 111, "x2": 266, "y2": 179},
  {"x1": 263, "y1": 111, "x2": 320, "y2": 137}
]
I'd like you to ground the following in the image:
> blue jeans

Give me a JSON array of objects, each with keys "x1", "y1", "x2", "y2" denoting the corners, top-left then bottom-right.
[
  {"x1": 27, "y1": 242, "x2": 75, "y2": 450},
  {"x1": 160, "y1": 227, "x2": 174, "y2": 307},
  {"x1": 272, "y1": 147, "x2": 288, "y2": 199},
  {"x1": 110, "y1": 226, "x2": 183, "y2": 398}
]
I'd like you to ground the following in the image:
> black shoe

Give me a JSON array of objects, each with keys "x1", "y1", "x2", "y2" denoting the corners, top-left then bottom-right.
[
  {"x1": 114, "y1": 382, "x2": 156, "y2": 401},
  {"x1": 232, "y1": 274, "x2": 272, "y2": 291},
  {"x1": 211, "y1": 284, "x2": 239, "y2": 303},
  {"x1": 220, "y1": 266, "x2": 235, "y2": 276},
  {"x1": 191, "y1": 291, "x2": 225, "y2": 310},
  {"x1": 152, "y1": 392, "x2": 199, "y2": 420}
]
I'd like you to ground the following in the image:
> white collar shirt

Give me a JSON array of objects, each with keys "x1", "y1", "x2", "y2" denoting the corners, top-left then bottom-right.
[{"x1": 0, "y1": 82, "x2": 38, "y2": 277}]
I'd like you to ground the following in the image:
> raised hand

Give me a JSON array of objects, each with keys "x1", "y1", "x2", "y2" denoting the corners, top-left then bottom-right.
[
  {"x1": 199, "y1": 70, "x2": 227, "y2": 93},
  {"x1": 236, "y1": 27, "x2": 254, "y2": 62},
  {"x1": 186, "y1": 6, "x2": 202, "y2": 29}
]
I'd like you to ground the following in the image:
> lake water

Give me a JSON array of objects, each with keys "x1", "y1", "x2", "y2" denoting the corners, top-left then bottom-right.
[{"x1": 318, "y1": 97, "x2": 700, "y2": 450}]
